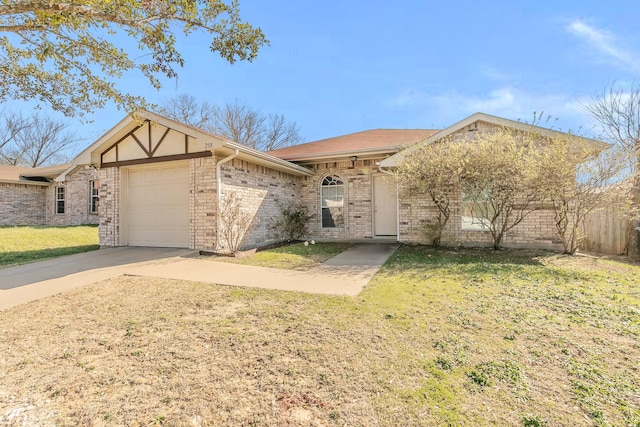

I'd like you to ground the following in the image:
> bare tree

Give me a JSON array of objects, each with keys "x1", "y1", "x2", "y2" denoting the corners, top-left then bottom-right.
[
  {"x1": 158, "y1": 94, "x2": 216, "y2": 132},
  {"x1": 218, "y1": 191, "x2": 253, "y2": 253},
  {"x1": 159, "y1": 96, "x2": 303, "y2": 151},
  {"x1": 0, "y1": 114, "x2": 80, "y2": 167},
  {"x1": 0, "y1": 112, "x2": 29, "y2": 156},
  {"x1": 213, "y1": 100, "x2": 265, "y2": 148},
  {"x1": 586, "y1": 83, "x2": 640, "y2": 257}
]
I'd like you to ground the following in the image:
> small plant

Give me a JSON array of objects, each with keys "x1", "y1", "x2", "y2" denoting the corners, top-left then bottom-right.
[
  {"x1": 273, "y1": 201, "x2": 314, "y2": 241},
  {"x1": 522, "y1": 414, "x2": 547, "y2": 427},
  {"x1": 468, "y1": 369, "x2": 490, "y2": 387},
  {"x1": 219, "y1": 191, "x2": 253, "y2": 253}
]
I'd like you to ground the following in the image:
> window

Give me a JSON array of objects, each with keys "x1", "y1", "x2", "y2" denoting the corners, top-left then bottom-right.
[
  {"x1": 321, "y1": 175, "x2": 344, "y2": 228},
  {"x1": 89, "y1": 180, "x2": 99, "y2": 213},
  {"x1": 55, "y1": 186, "x2": 65, "y2": 214},
  {"x1": 461, "y1": 190, "x2": 493, "y2": 231}
]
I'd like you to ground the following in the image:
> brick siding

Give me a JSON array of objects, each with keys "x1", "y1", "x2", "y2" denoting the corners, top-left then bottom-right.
[
  {"x1": 46, "y1": 168, "x2": 99, "y2": 226},
  {"x1": 98, "y1": 167, "x2": 120, "y2": 247},
  {"x1": 0, "y1": 182, "x2": 47, "y2": 225},
  {"x1": 300, "y1": 158, "x2": 383, "y2": 240},
  {"x1": 220, "y1": 158, "x2": 300, "y2": 250}
]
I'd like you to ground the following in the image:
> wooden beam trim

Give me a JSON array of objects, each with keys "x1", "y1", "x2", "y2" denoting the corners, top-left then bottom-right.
[
  {"x1": 185, "y1": 134, "x2": 189, "y2": 154},
  {"x1": 150, "y1": 128, "x2": 172, "y2": 157},
  {"x1": 101, "y1": 151, "x2": 212, "y2": 168},
  {"x1": 100, "y1": 121, "x2": 146, "y2": 158},
  {"x1": 148, "y1": 121, "x2": 152, "y2": 154},
  {"x1": 130, "y1": 133, "x2": 151, "y2": 158}
]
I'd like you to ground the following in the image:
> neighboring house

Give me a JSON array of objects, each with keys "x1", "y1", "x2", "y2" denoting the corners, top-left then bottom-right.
[
  {"x1": 6, "y1": 110, "x2": 595, "y2": 250},
  {"x1": 0, "y1": 163, "x2": 99, "y2": 226}
]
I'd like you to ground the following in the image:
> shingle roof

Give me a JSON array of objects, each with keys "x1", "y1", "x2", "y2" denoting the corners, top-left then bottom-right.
[{"x1": 267, "y1": 129, "x2": 439, "y2": 161}]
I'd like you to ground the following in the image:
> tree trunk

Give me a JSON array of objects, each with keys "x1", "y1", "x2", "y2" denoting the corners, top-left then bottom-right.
[{"x1": 628, "y1": 175, "x2": 640, "y2": 258}]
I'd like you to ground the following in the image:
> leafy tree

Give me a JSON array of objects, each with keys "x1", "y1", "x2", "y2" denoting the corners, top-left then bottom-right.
[
  {"x1": 159, "y1": 96, "x2": 302, "y2": 151},
  {"x1": 538, "y1": 136, "x2": 631, "y2": 255},
  {"x1": 458, "y1": 127, "x2": 543, "y2": 250},
  {"x1": 586, "y1": 83, "x2": 640, "y2": 257},
  {"x1": 396, "y1": 139, "x2": 463, "y2": 246},
  {"x1": 0, "y1": 113, "x2": 79, "y2": 166},
  {"x1": 0, "y1": 0, "x2": 267, "y2": 116}
]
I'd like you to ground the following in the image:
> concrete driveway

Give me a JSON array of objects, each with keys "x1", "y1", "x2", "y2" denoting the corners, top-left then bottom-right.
[
  {"x1": 0, "y1": 243, "x2": 399, "y2": 311},
  {"x1": 0, "y1": 247, "x2": 196, "y2": 310}
]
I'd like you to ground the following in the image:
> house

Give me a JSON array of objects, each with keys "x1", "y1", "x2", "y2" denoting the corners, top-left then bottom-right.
[
  {"x1": 4, "y1": 110, "x2": 593, "y2": 251},
  {"x1": 0, "y1": 163, "x2": 98, "y2": 226}
]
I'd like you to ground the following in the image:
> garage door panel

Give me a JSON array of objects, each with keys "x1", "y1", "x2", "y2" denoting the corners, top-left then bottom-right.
[{"x1": 126, "y1": 165, "x2": 190, "y2": 247}]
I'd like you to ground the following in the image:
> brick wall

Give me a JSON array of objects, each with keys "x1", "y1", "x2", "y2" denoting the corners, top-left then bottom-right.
[
  {"x1": 299, "y1": 158, "x2": 383, "y2": 240},
  {"x1": 0, "y1": 182, "x2": 47, "y2": 225},
  {"x1": 98, "y1": 167, "x2": 120, "y2": 247},
  {"x1": 220, "y1": 158, "x2": 300, "y2": 251},
  {"x1": 191, "y1": 156, "x2": 217, "y2": 251},
  {"x1": 46, "y1": 167, "x2": 99, "y2": 226}
]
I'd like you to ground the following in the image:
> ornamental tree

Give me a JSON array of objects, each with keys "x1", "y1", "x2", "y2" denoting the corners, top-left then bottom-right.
[
  {"x1": 0, "y1": 0, "x2": 267, "y2": 116},
  {"x1": 396, "y1": 139, "x2": 464, "y2": 246},
  {"x1": 458, "y1": 127, "x2": 543, "y2": 250},
  {"x1": 538, "y1": 135, "x2": 631, "y2": 255}
]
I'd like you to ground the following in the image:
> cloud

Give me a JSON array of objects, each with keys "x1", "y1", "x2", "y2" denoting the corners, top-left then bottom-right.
[
  {"x1": 388, "y1": 86, "x2": 591, "y2": 133},
  {"x1": 566, "y1": 19, "x2": 640, "y2": 72}
]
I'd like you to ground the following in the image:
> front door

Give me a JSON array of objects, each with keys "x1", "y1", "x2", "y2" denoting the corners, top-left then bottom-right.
[{"x1": 373, "y1": 175, "x2": 397, "y2": 236}]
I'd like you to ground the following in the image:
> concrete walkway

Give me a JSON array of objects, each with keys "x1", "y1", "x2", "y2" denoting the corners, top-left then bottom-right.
[
  {"x1": 0, "y1": 243, "x2": 399, "y2": 311},
  {"x1": 129, "y1": 243, "x2": 399, "y2": 296}
]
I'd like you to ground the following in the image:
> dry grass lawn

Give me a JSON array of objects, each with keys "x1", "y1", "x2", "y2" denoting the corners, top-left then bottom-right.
[{"x1": 1, "y1": 246, "x2": 639, "y2": 426}]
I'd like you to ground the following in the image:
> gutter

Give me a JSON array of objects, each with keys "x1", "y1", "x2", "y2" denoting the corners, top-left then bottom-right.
[
  {"x1": 215, "y1": 149, "x2": 239, "y2": 251},
  {"x1": 222, "y1": 141, "x2": 313, "y2": 176},
  {"x1": 377, "y1": 164, "x2": 400, "y2": 243}
]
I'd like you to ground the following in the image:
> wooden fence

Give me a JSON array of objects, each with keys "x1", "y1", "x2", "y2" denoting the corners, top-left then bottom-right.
[{"x1": 580, "y1": 206, "x2": 630, "y2": 255}]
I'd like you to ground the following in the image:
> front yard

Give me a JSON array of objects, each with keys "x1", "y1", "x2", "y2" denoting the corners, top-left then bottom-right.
[
  {"x1": 0, "y1": 225, "x2": 99, "y2": 268},
  {"x1": 1, "y1": 246, "x2": 639, "y2": 426}
]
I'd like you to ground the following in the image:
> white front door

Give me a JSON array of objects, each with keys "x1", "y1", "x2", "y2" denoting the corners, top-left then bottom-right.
[{"x1": 373, "y1": 175, "x2": 397, "y2": 236}]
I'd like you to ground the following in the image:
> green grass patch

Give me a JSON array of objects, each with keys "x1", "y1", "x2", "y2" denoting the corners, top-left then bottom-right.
[
  {"x1": 1, "y1": 245, "x2": 639, "y2": 425},
  {"x1": 212, "y1": 241, "x2": 353, "y2": 270},
  {"x1": 0, "y1": 225, "x2": 99, "y2": 268}
]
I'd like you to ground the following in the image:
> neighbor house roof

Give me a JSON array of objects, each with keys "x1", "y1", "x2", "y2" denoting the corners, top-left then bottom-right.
[
  {"x1": 267, "y1": 129, "x2": 439, "y2": 161},
  {"x1": 21, "y1": 163, "x2": 71, "y2": 179},
  {"x1": 0, "y1": 164, "x2": 62, "y2": 186},
  {"x1": 379, "y1": 112, "x2": 608, "y2": 167}
]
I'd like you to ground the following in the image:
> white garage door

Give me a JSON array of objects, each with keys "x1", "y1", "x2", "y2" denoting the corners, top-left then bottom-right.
[{"x1": 126, "y1": 165, "x2": 190, "y2": 247}]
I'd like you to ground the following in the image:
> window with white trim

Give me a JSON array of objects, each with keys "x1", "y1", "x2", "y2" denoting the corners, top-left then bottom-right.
[
  {"x1": 55, "y1": 186, "x2": 65, "y2": 214},
  {"x1": 321, "y1": 175, "x2": 344, "y2": 228},
  {"x1": 89, "y1": 180, "x2": 99, "y2": 213},
  {"x1": 461, "y1": 190, "x2": 493, "y2": 231}
]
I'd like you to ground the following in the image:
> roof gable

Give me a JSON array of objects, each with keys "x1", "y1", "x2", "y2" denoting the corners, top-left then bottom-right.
[
  {"x1": 61, "y1": 110, "x2": 313, "y2": 180},
  {"x1": 379, "y1": 112, "x2": 606, "y2": 167}
]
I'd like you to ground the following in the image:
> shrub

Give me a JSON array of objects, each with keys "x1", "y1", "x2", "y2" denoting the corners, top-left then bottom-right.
[{"x1": 273, "y1": 202, "x2": 314, "y2": 241}]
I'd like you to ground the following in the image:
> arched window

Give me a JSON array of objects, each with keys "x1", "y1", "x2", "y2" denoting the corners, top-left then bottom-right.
[{"x1": 321, "y1": 175, "x2": 344, "y2": 228}]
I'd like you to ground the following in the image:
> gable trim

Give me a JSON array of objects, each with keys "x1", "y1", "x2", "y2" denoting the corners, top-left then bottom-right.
[{"x1": 101, "y1": 151, "x2": 212, "y2": 168}]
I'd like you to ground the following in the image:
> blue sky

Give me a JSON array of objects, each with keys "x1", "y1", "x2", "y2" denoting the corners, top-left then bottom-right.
[{"x1": 13, "y1": 1, "x2": 640, "y2": 147}]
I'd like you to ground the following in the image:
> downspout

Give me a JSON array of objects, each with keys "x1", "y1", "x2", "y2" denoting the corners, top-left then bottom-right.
[
  {"x1": 216, "y1": 149, "x2": 239, "y2": 251},
  {"x1": 378, "y1": 165, "x2": 400, "y2": 242}
]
